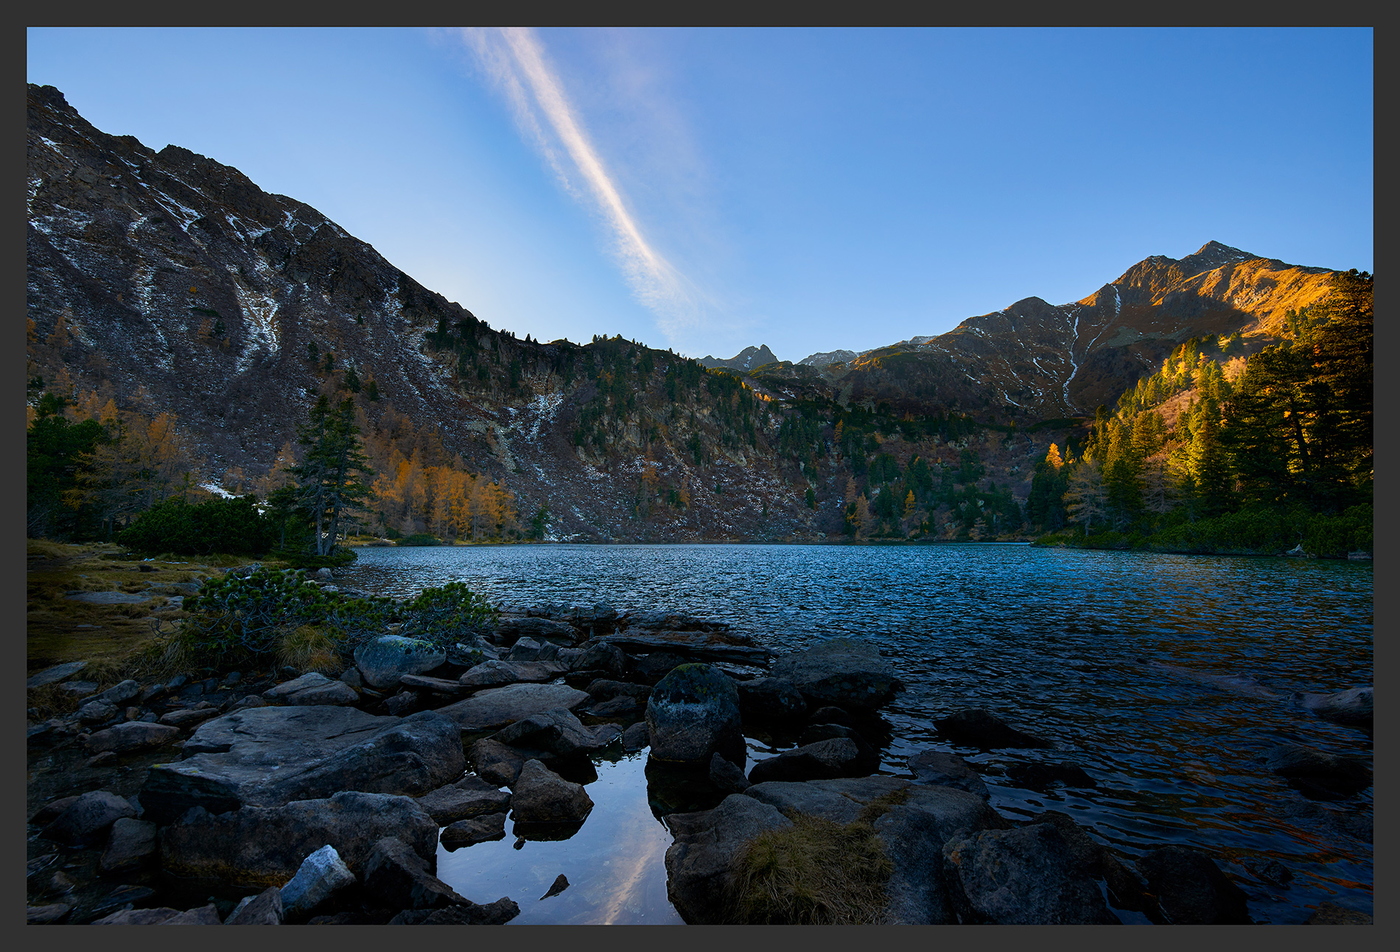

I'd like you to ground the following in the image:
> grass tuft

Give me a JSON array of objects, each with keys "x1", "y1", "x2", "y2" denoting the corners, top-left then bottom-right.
[{"x1": 723, "y1": 813, "x2": 894, "y2": 924}]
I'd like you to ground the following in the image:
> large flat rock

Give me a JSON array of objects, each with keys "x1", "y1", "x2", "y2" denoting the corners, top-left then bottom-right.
[
  {"x1": 139, "y1": 706, "x2": 464, "y2": 824},
  {"x1": 435, "y1": 682, "x2": 589, "y2": 733}
]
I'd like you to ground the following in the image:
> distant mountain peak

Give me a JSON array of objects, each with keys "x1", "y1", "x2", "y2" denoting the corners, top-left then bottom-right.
[{"x1": 699, "y1": 344, "x2": 780, "y2": 371}]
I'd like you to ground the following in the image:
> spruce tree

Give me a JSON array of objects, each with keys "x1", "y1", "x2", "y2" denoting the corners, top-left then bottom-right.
[{"x1": 287, "y1": 397, "x2": 375, "y2": 558}]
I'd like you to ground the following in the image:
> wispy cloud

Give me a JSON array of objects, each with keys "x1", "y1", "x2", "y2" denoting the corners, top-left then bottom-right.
[{"x1": 459, "y1": 27, "x2": 710, "y2": 340}]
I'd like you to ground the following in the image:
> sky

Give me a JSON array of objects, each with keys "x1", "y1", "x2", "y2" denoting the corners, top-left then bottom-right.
[{"x1": 26, "y1": 27, "x2": 1373, "y2": 365}]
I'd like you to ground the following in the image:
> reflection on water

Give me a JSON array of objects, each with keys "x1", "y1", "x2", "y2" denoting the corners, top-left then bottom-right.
[
  {"x1": 436, "y1": 752, "x2": 684, "y2": 925},
  {"x1": 341, "y1": 543, "x2": 1373, "y2": 924}
]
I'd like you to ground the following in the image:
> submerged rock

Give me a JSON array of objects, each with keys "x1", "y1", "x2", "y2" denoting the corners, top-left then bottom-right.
[
  {"x1": 1135, "y1": 845, "x2": 1251, "y2": 924},
  {"x1": 933, "y1": 708, "x2": 1052, "y2": 749}
]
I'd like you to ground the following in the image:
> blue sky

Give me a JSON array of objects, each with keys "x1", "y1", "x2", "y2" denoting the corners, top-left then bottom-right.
[{"x1": 27, "y1": 27, "x2": 1373, "y2": 364}]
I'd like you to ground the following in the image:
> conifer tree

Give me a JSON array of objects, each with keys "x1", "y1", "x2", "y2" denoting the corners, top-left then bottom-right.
[{"x1": 286, "y1": 397, "x2": 374, "y2": 557}]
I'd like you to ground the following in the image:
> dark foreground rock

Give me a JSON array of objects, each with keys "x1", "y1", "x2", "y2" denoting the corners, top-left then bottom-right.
[
  {"x1": 140, "y1": 706, "x2": 464, "y2": 823},
  {"x1": 436, "y1": 682, "x2": 590, "y2": 732},
  {"x1": 160, "y1": 791, "x2": 439, "y2": 891},
  {"x1": 942, "y1": 822, "x2": 1121, "y2": 924},
  {"x1": 1135, "y1": 845, "x2": 1251, "y2": 924},
  {"x1": 646, "y1": 663, "x2": 744, "y2": 766},
  {"x1": 771, "y1": 638, "x2": 901, "y2": 713}
]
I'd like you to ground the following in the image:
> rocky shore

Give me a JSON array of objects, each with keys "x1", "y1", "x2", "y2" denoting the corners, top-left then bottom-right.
[{"x1": 26, "y1": 570, "x2": 1374, "y2": 925}]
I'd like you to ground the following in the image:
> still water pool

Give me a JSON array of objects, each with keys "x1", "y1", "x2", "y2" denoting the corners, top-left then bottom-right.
[{"x1": 337, "y1": 543, "x2": 1374, "y2": 924}]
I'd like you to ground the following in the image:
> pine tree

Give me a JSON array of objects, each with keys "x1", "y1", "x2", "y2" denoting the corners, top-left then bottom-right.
[{"x1": 287, "y1": 397, "x2": 375, "y2": 558}]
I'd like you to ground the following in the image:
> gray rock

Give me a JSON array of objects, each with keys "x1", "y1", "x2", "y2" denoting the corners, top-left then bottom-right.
[
  {"x1": 1295, "y1": 686, "x2": 1373, "y2": 728},
  {"x1": 621, "y1": 721, "x2": 650, "y2": 752},
  {"x1": 457, "y1": 659, "x2": 565, "y2": 690},
  {"x1": 1264, "y1": 744, "x2": 1372, "y2": 797},
  {"x1": 26, "y1": 903, "x2": 71, "y2": 924},
  {"x1": 1305, "y1": 901, "x2": 1373, "y2": 924},
  {"x1": 158, "y1": 707, "x2": 223, "y2": 729},
  {"x1": 491, "y1": 707, "x2": 622, "y2": 758},
  {"x1": 65, "y1": 590, "x2": 151, "y2": 604},
  {"x1": 140, "y1": 706, "x2": 464, "y2": 823},
  {"x1": 709, "y1": 751, "x2": 750, "y2": 794},
  {"x1": 91, "y1": 907, "x2": 184, "y2": 924},
  {"x1": 26, "y1": 661, "x2": 88, "y2": 688},
  {"x1": 469, "y1": 738, "x2": 528, "y2": 787},
  {"x1": 440, "y1": 812, "x2": 509, "y2": 850},
  {"x1": 398, "y1": 674, "x2": 469, "y2": 696},
  {"x1": 99, "y1": 817, "x2": 158, "y2": 876},
  {"x1": 933, "y1": 708, "x2": 1053, "y2": 749},
  {"x1": 436, "y1": 682, "x2": 590, "y2": 733},
  {"x1": 388, "y1": 898, "x2": 519, "y2": 924},
  {"x1": 77, "y1": 698, "x2": 118, "y2": 724},
  {"x1": 497, "y1": 616, "x2": 582, "y2": 646},
  {"x1": 280, "y1": 844, "x2": 357, "y2": 920},
  {"x1": 736, "y1": 677, "x2": 809, "y2": 721},
  {"x1": 30, "y1": 796, "x2": 80, "y2": 826},
  {"x1": 415, "y1": 775, "x2": 512, "y2": 823},
  {"x1": 1136, "y1": 845, "x2": 1251, "y2": 924},
  {"x1": 747, "y1": 736, "x2": 879, "y2": 785},
  {"x1": 159, "y1": 903, "x2": 223, "y2": 924},
  {"x1": 771, "y1": 638, "x2": 901, "y2": 713},
  {"x1": 225, "y1": 887, "x2": 283, "y2": 924},
  {"x1": 96, "y1": 679, "x2": 141, "y2": 706},
  {"x1": 907, "y1": 749, "x2": 990, "y2": 798},
  {"x1": 509, "y1": 759, "x2": 593, "y2": 825},
  {"x1": 362, "y1": 836, "x2": 469, "y2": 910},
  {"x1": 646, "y1": 663, "x2": 744, "y2": 765},
  {"x1": 41, "y1": 790, "x2": 138, "y2": 848},
  {"x1": 81, "y1": 721, "x2": 182, "y2": 755},
  {"x1": 564, "y1": 641, "x2": 627, "y2": 676},
  {"x1": 663, "y1": 793, "x2": 794, "y2": 924},
  {"x1": 942, "y1": 822, "x2": 1120, "y2": 924},
  {"x1": 161, "y1": 791, "x2": 439, "y2": 891},
  {"x1": 263, "y1": 671, "x2": 359, "y2": 705},
  {"x1": 354, "y1": 634, "x2": 447, "y2": 690}
]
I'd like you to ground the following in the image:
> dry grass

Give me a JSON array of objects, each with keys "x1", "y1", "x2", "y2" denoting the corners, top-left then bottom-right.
[
  {"x1": 276, "y1": 625, "x2": 346, "y2": 675},
  {"x1": 723, "y1": 813, "x2": 895, "y2": 924}
]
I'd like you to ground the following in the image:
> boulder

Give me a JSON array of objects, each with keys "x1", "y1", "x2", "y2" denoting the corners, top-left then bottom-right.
[
  {"x1": 354, "y1": 635, "x2": 447, "y2": 690},
  {"x1": 225, "y1": 886, "x2": 283, "y2": 924},
  {"x1": 491, "y1": 708, "x2": 622, "y2": 759},
  {"x1": 933, "y1": 708, "x2": 1053, "y2": 749},
  {"x1": 414, "y1": 775, "x2": 512, "y2": 824},
  {"x1": 907, "y1": 749, "x2": 989, "y2": 798},
  {"x1": 160, "y1": 791, "x2": 439, "y2": 891},
  {"x1": 747, "y1": 737, "x2": 879, "y2": 785},
  {"x1": 40, "y1": 790, "x2": 138, "y2": 848},
  {"x1": 503, "y1": 637, "x2": 561, "y2": 664},
  {"x1": 1305, "y1": 901, "x2": 1373, "y2": 924},
  {"x1": 1135, "y1": 846, "x2": 1251, "y2": 924},
  {"x1": 645, "y1": 663, "x2": 744, "y2": 766},
  {"x1": 140, "y1": 707, "x2": 464, "y2": 823},
  {"x1": 1005, "y1": 761, "x2": 1097, "y2": 790},
  {"x1": 387, "y1": 898, "x2": 519, "y2": 925},
  {"x1": 436, "y1": 682, "x2": 590, "y2": 733},
  {"x1": 280, "y1": 844, "x2": 357, "y2": 920},
  {"x1": 771, "y1": 638, "x2": 901, "y2": 713},
  {"x1": 157, "y1": 707, "x2": 222, "y2": 729},
  {"x1": 469, "y1": 738, "x2": 528, "y2": 787},
  {"x1": 663, "y1": 793, "x2": 794, "y2": 924},
  {"x1": 26, "y1": 661, "x2": 88, "y2": 688},
  {"x1": 91, "y1": 907, "x2": 186, "y2": 925},
  {"x1": 1295, "y1": 686, "x2": 1373, "y2": 728},
  {"x1": 362, "y1": 836, "x2": 469, "y2": 910},
  {"x1": 621, "y1": 721, "x2": 650, "y2": 752},
  {"x1": 458, "y1": 659, "x2": 565, "y2": 690},
  {"x1": 26, "y1": 903, "x2": 71, "y2": 925},
  {"x1": 509, "y1": 759, "x2": 594, "y2": 827},
  {"x1": 440, "y1": 812, "x2": 509, "y2": 850},
  {"x1": 1264, "y1": 744, "x2": 1373, "y2": 798},
  {"x1": 397, "y1": 674, "x2": 469, "y2": 697},
  {"x1": 80, "y1": 721, "x2": 182, "y2": 755},
  {"x1": 99, "y1": 817, "x2": 158, "y2": 876},
  {"x1": 736, "y1": 677, "x2": 808, "y2": 721},
  {"x1": 626, "y1": 651, "x2": 691, "y2": 684},
  {"x1": 562, "y1": 641, "x2": 626, "y2": 676},
  {"x1": 710, "y1": 751, "x2": 750, "y2": 794},
  {"x1": 263, "y1": 671, "x2": 360, "y2": 706},
  {"x1": 496, "y1": 616, "x2": 582, "y2": 645},
  {"x1": 941, "y1": 822, "x2": 1121, "y2": 924}
]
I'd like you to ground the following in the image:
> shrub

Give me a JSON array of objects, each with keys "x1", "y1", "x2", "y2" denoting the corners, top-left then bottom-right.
[
  {"x1": 117, "y1": 496, "x2": 275, "y2": 557},
  {"x1": 395, "y1": 533, "x2": 443, "y2": 547}
]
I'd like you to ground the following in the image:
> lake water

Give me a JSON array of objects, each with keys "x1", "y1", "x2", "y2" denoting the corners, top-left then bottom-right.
[{"x1": 337, "y1": 542, "x2": 1374, "y2": 925}]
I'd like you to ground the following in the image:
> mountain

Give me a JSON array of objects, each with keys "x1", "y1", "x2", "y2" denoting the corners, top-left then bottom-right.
[
  {"x1": 26, "y1": 84, "x2": 1358, "y2": 544},
  {"x1": 698, "y1": 344, "x2": 780, "y2": 372},
  {"x1": 771, "y1": 240, "x2": 1338, "y2": 423},
  {"x1": 798, "y1": 349, "x2": 858, "y2": 368}
]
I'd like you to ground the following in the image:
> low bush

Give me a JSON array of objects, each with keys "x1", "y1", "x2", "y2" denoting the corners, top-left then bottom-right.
[{"x1": 117, "y1": 496, "x2": 275, "y2": 557}]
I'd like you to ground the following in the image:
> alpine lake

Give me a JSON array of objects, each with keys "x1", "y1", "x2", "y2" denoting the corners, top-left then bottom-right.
[{"x1": 335, "y1": 542, "x2": 1374, "y2": 925}]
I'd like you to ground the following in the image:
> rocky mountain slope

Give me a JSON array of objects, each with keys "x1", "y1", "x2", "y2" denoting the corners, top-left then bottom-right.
[{"x1": 26, "y1": 84, "x2": 1355, "y2": 543}]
